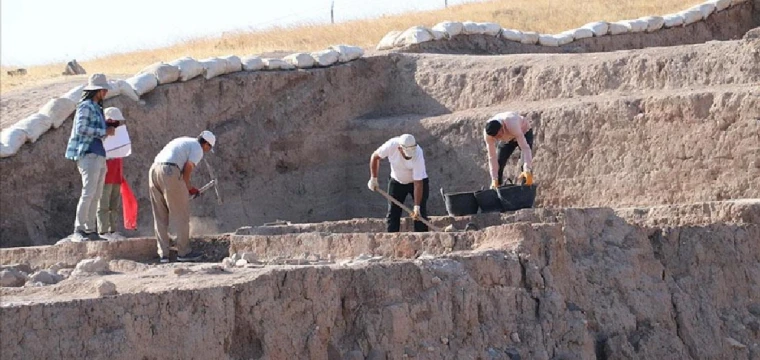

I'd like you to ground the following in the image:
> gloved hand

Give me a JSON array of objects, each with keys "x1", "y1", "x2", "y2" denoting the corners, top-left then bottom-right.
[
  {"x1": 367, "y1": 177, "x2": 379, "y2": 192},
  {"x1": 490, "y1": 179, "x2": 500, "y2": 189},
  {"x1": 189, "y1": 187, "x2": 200, "y2": 198},
  {"x1": 410, "y1": 205, "x2": 421, "y2": 221},
  {"x1": 517, "y1": 171, "x2": 533, "y2": 186}
]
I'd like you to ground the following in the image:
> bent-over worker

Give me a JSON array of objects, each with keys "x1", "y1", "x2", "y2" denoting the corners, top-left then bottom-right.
[
  {"x1": 484, "y1": 111, "x2": 534, "y2": 188},
  {"x1": 149, "y1": 131, "x2": 215, "y2": 263},
  {"x1": 367, "y1": 134, "x2": 430, "y2": 233}
]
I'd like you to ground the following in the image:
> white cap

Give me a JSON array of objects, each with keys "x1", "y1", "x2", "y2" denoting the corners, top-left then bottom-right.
[
  {"x1": 199, "y1": 130, "x2": 216, "y2": 147},
  {"x1": 398, "y1": 134, "x2": 417, "y2": 159},
  {"x1": 104, "y1": 107, "x2": 125, "y2": 121}
]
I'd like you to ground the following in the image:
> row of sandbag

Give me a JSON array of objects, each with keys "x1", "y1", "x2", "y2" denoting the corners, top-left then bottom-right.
[
  {"x1": 0, "y1": 45, "x2": 365, "y2": 158},
  {"x1": 377, "y1": 0, "x2": 746, "y2": 49}
]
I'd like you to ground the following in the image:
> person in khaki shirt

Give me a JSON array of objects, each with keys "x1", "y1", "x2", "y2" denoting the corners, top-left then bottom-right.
[
  {"x1": 483, "y1": 111, "x2": 534, "y2": 188},
  {"x1": 149, "y1": 131, "x2": 215, "y2": 263}
]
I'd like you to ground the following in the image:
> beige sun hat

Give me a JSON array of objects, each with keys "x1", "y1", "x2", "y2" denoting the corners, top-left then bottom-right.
[
  {"x1": 104, "y1": 107, "x2": 125, "y2": 121},
  {"x1": 83, "y1": 73, "x2": 112, "y2": 91}
]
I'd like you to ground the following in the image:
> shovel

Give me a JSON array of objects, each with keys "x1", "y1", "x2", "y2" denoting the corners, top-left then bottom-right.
[{"x1": 375, "y1": 188, "x2": 443, "y2": 232}]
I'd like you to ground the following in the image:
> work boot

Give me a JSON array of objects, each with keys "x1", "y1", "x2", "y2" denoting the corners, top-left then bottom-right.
[{"x1": 177, "y1": 251, "x2": 203, "y2": 262}]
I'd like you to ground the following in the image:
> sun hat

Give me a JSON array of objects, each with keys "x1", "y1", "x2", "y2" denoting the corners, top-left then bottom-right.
[{"x1": 83, "y1": 73, "x2": 112, "y2": 91}]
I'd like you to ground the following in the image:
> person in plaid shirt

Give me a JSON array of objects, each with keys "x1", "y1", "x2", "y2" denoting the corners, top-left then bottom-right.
[{"x1": 64, "y1": 74, "x2": 116, "y2": 242}]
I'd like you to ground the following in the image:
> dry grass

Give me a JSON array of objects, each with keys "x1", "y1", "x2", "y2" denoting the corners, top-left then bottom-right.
[{"x1": 1, "y1": 0, "x2": 702, "y2": 94}]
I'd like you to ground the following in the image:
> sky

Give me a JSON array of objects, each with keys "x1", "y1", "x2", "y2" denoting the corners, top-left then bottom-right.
[{"x1": 1, "y1": 0, "x2": 483, "y2": 66}]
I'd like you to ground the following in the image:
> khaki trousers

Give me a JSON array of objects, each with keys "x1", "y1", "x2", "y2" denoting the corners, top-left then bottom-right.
[
  {"x1": 97, "y1": 184, "x2": 120, "y2": 233},
  {"x1": 149, "y1": 163, "x2": 190, "y2": 257},
  {"x1": 75, "y1": 153, "x2": 107, "y2": 233}
]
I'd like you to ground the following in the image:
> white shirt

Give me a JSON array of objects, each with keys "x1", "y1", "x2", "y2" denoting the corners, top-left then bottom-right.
[
  {"x1": 154, "y1": 137, "x2": 203, "y2": 167},
  {"x1": 375, "y1": 136, "x2": 428, "y2": 184}
]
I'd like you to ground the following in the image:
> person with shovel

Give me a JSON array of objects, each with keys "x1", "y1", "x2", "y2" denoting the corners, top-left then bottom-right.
[
  {"x1": 484, "y1": 111, "x2": 534, "y2": 189},
  {"x1": 149, "y1": 130, "x2": 215, "y2": 263},
  {"x1": 367, "y1": 134, "x2": 430, "y2": 233}
]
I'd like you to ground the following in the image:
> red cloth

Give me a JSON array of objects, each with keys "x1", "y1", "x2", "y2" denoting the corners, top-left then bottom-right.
[
  {"x1": 104, "y1": 158, "x2": 123, "y2": 184},
  {"x1": 120, "y1": 178, "x2": 138, "y2": 230}
]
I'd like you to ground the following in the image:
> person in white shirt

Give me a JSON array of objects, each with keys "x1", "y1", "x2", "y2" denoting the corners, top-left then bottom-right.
[
  {"x1": 483, "y1": 111, "x2": 534, "y2": 188},
  {"x1": 367, "y1": 134, "x2": 430, "y2": 232},
  {"x1": 149, "y1": 131, "x2": 215, "y2": 263}
]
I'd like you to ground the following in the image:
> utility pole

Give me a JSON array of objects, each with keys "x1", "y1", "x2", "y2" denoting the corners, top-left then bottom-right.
[{"x1": 331, "y1": 0, "x2": 335, "y2": 24}]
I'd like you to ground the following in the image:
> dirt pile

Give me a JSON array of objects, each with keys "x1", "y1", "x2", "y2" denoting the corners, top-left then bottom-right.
[{"x1": 1, "y1": 200, "x2": 757, "y2": 359}]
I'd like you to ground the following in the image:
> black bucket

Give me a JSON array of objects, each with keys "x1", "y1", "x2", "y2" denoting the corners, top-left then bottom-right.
[
  {"x1": 474, "y1": 189, "x2": 503, "y2": 213},
  {"x1": 497, "y1": 184, "x2": 537, "y2": 211},
  {"x1": 440, "y1": 188, "x2": 479, "y2": 216}
]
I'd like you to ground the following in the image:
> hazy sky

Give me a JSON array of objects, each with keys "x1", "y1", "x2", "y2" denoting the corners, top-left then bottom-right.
[{"x1": 2, "y1": 0, "x2": 482, "y2": 66}]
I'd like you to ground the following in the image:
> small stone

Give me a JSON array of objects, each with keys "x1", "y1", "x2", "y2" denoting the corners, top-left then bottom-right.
[
  {"x1": 726, "y1": 337, "x2": 747, "y2": 349},
  {"x1": 427, "y1": 346, "x2": 435, "y2": 352},
  {"x1": 0, "y1": 269, "x2": 25, "y2": 287},
  {"x1": 432, "y1": 277, "x2": 442, "y2": 285},
  {"x1": 173, "y1": 268, "x2": 191, "y2": 276},
  {"x1": 230, "y1": 253, "x2": 241, "y2": 262},
  {"x1": 48, "y1": 264, "x2": 62, "y2": 274},
  {"x1": 74, "y1": 257, "x2": 108, "y2": 274},
  {"x1": 222, "y1": 257, "x2": 236, "y2": 268},
  {"x1": 511, "y1": 332, "x2": 521, "y2": 343},
  {"x1": 240, "y1": 252, "x2": 258, "y2": 263},
  {"x1": 444, "y1": 224, "x2": 457, "y2": 232},
  {"x1": 440, "y1": 337, "x2": 449, "y2": 345},
  {"x1": 235, "y1": 259, "x2": 249, "y2": 267},
  {"x1": 28, "y1": 271, "x2": 57, "y2": 285},
  {"x1": 58, "y1": 269, "x2": 74, "y2": 278},
  {"x1": 95, "y1": 280, "x2": 117, "y2": 296}
]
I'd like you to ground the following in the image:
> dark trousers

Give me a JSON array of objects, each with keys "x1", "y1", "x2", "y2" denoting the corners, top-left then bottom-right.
[
  {"x1": 497, "y1": 129, "x2": 534, "y2": 185},
  {"x1": 386, "y1": 177, "x2": 429, "y2": 233}
]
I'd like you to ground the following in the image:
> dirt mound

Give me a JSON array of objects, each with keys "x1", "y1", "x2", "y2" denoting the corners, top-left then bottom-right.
[
  {"x1": 1, "y1": 36, "x2": 759, "y2": 246},
  {"x1": 1, "y1": 201, "x2": 758, "y2": 359}
]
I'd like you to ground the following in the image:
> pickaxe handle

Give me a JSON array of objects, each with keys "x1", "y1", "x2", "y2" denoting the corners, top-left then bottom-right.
[{"x1": 375, "y1": 188, "x2": 442, "y2": 232}]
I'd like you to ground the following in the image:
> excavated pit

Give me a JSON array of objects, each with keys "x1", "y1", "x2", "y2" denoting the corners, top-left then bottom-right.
[
  {"x1": 1, "y1": 200, "x2": 758, "y2": 359},
  {"x1": 1, "y1": 37, "x2": 759, "y2": 246}
]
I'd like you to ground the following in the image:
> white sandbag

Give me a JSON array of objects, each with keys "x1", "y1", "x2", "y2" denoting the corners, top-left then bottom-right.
[
  {"x1": 501, "y1": 29, "x2": 523, "y2": 42},
  {"x1": 376, "y1": 31, "x2": 402, "y2": 50},
  {"x1": 116, "y1": 80, "x2": 139, "y2": 101},
  {"x1": 284, "y1": 53, "x2": 316, "y2": 68},
  {"x1": 103, "y1": 80, "x2": 122, "y2": 100},
  {"x1": 14, "y1": 113, "x2": 52, "y2": 143},
  {"x1": 479, "y1": 22, "x2": 502, "y2": 36},
  {"x1": 221, "y1": 55, "x2": 243, "y2": 73},
  {"x1": 169, "y1": 57, "x2": 204, "y2": 81},
  {"x1": 104, "y1": 125, "x2": 131, "y2": 159},
  {"x1": 462, "y1": 21, "x2": 485, "y2": 35},
  {"x1": 431, "y1": 29, "x2": 446, "y2": 41},
  {"x1": 555, "y1": 32, "x2": 575, "y2": 45},
  {"x1": 200, "y1": 58, "x2": 228, "y2": 79},
  {"x1": 139, "y1": 62, "x2": 180, "y2": 84},
  {"x1": 126, "y1": 73, "x2": 159, "y2": 96},
  {"x1": 641, "y1": 16, "x2": 665, "y2": 32},
  {"x1": 432, "y1": 21, "x2": 463, "y2": 37},
  {"x1": 694, "y1": 3, "x2": 716, "y2": 18},
  {"x1": 520, "y1": 31, "x2": 539, "y2": 45},
  {"x1": 663, "y1": 13, "x2": 685, "y2": 28},
  {"x1": 538, "y1": 34, "x2": 560, "y2": 47},
  {"x1": 263, "y1": 58, "x2": 289, "y2": 70},
  {"x1": 62, "y1": 85, "x2": 84, "y2": 102},
  {"x1": 680, "y1": 9, "x2": 704, "y2": 25},
  {"x1": 39, "y1": 98, "x2": 76, "y2": 128},
  {"x1": 623, "y1": 19, "x2": 648, "y2": 33},
  {"x1": 568, "y1": 28, "x2": 594, "y2": 39},
  {"x1": 608, "y1": 22, "x2": 630, "y2": 35},
  {"x1": 311, "y1": 49, "x2": 339, "y2": 67},
  {"x1": 708, "y1": 0, "x2": 731, "y2": 11},
  {"x1": 0, "y1": 128, "x2": 27, "y2": 158},
  {"x1": 731, "y1": 0, "x2": 748, "y2": 4},
  {"x1": 581, "y1": 22, "x2": 609, "y2": 36},
  {"x1": 241, "y1": 56, "x2": 265, "y2": 71},
  {"x1": 395, "y1": 26, "x2": 434, "y2": 47},
  {"x1": 329, "y1": 45, "x2": 364, "y2": 62}
]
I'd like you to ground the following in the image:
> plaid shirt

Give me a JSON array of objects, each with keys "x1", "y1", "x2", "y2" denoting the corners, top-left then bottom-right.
[{"x1": 65, "y1": 100, "x2": 107, "y2": 160}]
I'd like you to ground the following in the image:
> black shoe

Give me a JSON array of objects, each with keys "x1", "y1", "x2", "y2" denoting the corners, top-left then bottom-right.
[
  {"x1": 86, "y1": 232, "x2": 105, "y2": 241},
  {"x1": 177, "y1": 251, "x2": 203, "y2": 262},
  {"x1": 159, "y1": 256, "x2": 171, "y2": 264}
]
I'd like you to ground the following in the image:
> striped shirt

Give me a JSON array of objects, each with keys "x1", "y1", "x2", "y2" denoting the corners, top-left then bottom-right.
[{"x1": 65, "y1": 100, "x2": 107, "y2": 161}]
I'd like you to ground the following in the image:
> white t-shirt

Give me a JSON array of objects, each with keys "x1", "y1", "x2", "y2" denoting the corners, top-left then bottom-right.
[
  {"x1": 375, "y1": 136, "x2": 428, "y2": 184},
  {"x1": 154, "y1": 137, "x2": 203, "y2": 167}
]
